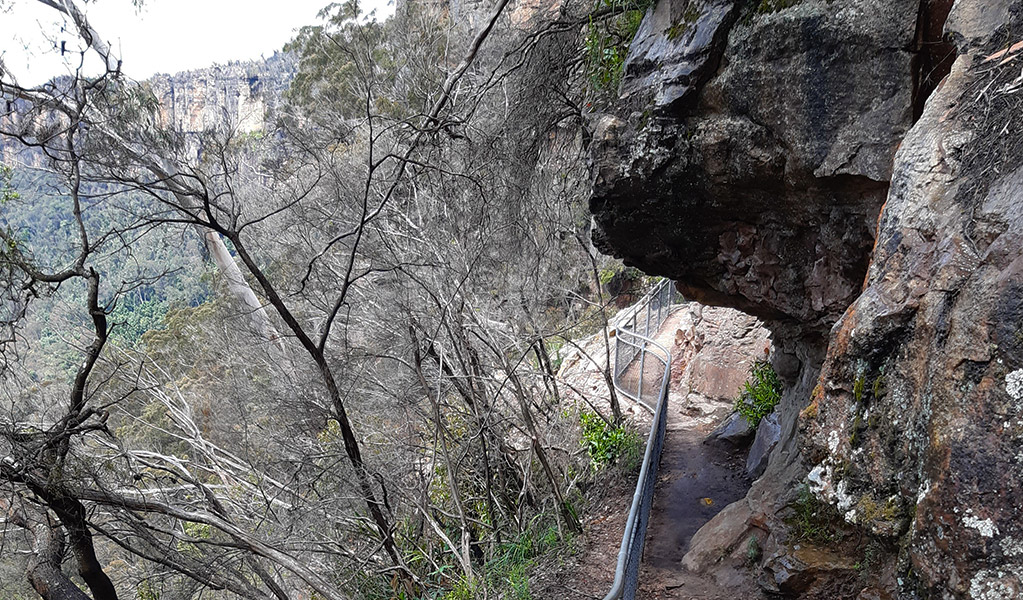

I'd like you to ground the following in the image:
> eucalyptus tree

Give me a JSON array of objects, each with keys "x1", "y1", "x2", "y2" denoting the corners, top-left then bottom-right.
[{"x1": 0, "y1": 1, "x2": 506, "y2": 597}]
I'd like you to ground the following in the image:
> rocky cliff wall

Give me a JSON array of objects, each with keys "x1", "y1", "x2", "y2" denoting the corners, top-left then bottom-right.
[
  {"x1": 1, "y1": 53, "x2": 295, "y2": 169},
  {"x1": 145, "y1": 52, "x2": 295, "y2": 135},
  {"x1": 590, "y1": 0, "x2": 1023, "y2": 597}
]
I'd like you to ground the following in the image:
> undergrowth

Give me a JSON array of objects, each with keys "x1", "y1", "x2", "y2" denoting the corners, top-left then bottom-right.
[
  {"x1": 735, "y1": 359, "x2": 782, "y2": 428},
  {"x1": 582, "y1": 0, "x2": 654, "y2": 102},
  {"x1": 580, "y1": 411, "x2": 642, "y2": 471},
  {"x1": 787, "y1": 484, "x2": 843, "y2": 545},
  {"x1": 439, "y1": 521, "x2": 570, "y2": 600}
]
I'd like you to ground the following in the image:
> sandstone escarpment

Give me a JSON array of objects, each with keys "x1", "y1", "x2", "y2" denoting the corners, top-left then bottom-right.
[
  {"x1": 589, "y1": 0, "x2": 1023, "y2": 596},
  {"x1": 590, "y1": 0, "x2": 919, "y2": 330},
  {"x1": 147, "y1": 52, "x2": 295, "y2": 135}
]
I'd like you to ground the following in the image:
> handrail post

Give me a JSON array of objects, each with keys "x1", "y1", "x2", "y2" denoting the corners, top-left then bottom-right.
[
  {"x1": 645, "y1": 302, "x2": 651, "y2": 339},
  {"x1": 637, "y1": 341, "x2": 645, "y2": 400}
]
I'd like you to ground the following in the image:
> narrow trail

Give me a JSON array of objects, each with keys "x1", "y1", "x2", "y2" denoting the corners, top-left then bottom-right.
[
  {"x1": 536, "y1": 302, "x2": 765, "y2": 600},
  {"x1": 619, "y1": 308, "x2": 757, "y2": 599}
]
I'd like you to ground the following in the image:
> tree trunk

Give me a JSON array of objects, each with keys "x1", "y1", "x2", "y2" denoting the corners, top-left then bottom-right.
[{"x1": 204, "y1": 231, "x2": 284, "y2": 349}]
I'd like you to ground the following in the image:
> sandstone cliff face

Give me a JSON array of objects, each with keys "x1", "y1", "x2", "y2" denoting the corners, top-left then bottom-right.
[
  {"x1": 1, "y1": 54, "x2": 294, "y2": 169},
  {"x1": 805, "y1": 3, "x2": 1023, "y2": 596},
  {"x1": 147, "y1": 52, "x2": 295, "y2": 135},
  {"x1": 590, "y1": 0, "x2": 1022, "y2": 596}
]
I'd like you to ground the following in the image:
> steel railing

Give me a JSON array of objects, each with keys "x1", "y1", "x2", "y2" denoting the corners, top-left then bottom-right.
[
  {"x1": 603, "y1": 278, "x2": 676, "y2": 600},
  {"x1": 612, "y1": 278, "x2": 675, "y2": 410}
]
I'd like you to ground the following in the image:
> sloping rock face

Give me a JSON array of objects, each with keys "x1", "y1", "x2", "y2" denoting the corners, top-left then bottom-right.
[
  {"x1": 589, "y1": 0, "x2": 1023, "y2": 596},
  {"x1": 802, "y1": 3, "x2": 1023, "y2": 596}
]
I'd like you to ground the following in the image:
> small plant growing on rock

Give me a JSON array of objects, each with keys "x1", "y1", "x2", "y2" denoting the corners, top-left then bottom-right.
[
  {"x1": 755, "y1": 0, "x2": 800, "y2": 14},
  {"x1": 788, "y1": 484, "x2": 842, "y2": 544},
  {"x1": 745, "y1": 536, "x2": 762, "y2": 565},
  {"x1": 735, "y1": 359, "x2": 782, "y2": 428}
]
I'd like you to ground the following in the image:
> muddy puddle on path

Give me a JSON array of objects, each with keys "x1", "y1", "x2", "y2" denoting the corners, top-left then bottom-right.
[{"x1": 643, "y1": 428, "x2": 750, "y2": 568}]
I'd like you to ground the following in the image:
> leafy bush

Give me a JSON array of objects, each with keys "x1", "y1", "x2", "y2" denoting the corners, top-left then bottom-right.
[
  {"x1": 1, "y1": 164, "x2": 19, "y2": 205},
  {"x1": 580, "y1": 412, "x2": 642, "y2": 470},
  {"x1": 582, "y1": 0, "x2": 653, "y2": 100},
  {"x1": 735, "y1": 359, "x2": 782, "y2": 428}
]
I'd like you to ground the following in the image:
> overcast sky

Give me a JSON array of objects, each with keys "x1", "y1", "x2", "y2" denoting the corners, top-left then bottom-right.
[{"x1": 0, "y1": 0, "x2": 394, "y2": 86}]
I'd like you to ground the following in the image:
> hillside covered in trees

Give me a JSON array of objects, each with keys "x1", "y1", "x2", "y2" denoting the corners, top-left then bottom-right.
[{"x1": 0, "y1": 0, "x2": 653, "y2": 598}]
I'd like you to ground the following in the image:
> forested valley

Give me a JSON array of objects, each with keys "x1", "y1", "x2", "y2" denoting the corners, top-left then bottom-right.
[{"x1": 0, "y1": 0, "x2": 655, "y2": 598}]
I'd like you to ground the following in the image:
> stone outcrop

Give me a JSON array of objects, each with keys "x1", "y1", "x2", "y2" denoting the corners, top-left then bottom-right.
[
  {"x1": 803, "y1": 3, "x2": 1023, "y2": 596},
  {"x1": 590, "y1": 0, "x2": 919, "y2": 329},
  {"x1": 1, "y1": 54, "x2": 295, "y2": 169},
  {"x1": 590, "y1": 0, "x2": 1023, "y2": 596},
  {"x1": 147, "y1": 53, "x2": 295, "y2": 135},
  {"x1": 670, "y1": 302, "x2": 772, "y2": 419}
]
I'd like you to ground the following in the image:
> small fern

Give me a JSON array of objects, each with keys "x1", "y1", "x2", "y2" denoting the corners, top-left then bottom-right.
[{"x1": 735, "y1": 359, "x2": 782, "y2": 428}]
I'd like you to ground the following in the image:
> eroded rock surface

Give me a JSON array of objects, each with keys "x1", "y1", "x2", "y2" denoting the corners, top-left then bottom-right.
[
  {"x1": 670, "y1": 302, "x2": 772, "y2": 419},
  {"x1": 590, "y1": 0, "x2": 919, "y2": 328},
  {"x1": 802, "y1": 3, "x2": 1023, "y2": 595},
  {"x1": 591, "y1": 0, "x2": 1023, "y2": 596}
]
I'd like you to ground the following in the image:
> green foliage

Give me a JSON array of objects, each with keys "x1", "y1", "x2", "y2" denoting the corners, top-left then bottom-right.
[
  {"x1": 2, "y1": 167, "x2": 210, "y2": 353},
  {"x1": 853, "y1": 374, "x2": 865, "y2": 404},
  {"x1": 580, "y1": 411, "x2": 642, "y2": 470},
  {"x1": 110, "y1": 297, "x2": 172, "y2": 345},
  {"x1": 136, "y1": 580, "x2": 160, "y2": 600},
  {"x1": 0, "y1": 164, "x2": 19, "y2": 205},
  {"x1": 391, "y1": 517, "x2": 567, "y2": 600},
  {"x1": 545, "y1": 338, "x2": 565, "y2": 372},
  {"x1": 286, "y1": 0, "x2": 446, "y2": 118},
  {"x1": 666, "y1": 2, "x2": 701, "y2": 40},
  {"x1": 855, "y1": 539, "x2": 885, "y2": 576},
  {"x1": 755, "y1": 0, "x2": 800, "y2": 13},
  {"x1": 597, "y1": 264, "x2": 642, "y2": 286},
  {"x1": 582, "y1": 0, "x2": 653, "y2": 100},
  {"x1": 745, "y1": 536, "x2": 761, "y2": 565},
  {"x1": 788, "y1": 484, "x2": 842, "y2": 544},
  {"x1": 734, "y1": 359, "x2": 782, "y2": 428},
  {"x1": 480, "y1": 523, "x2": 566, "y2": 600},
  {"x1": 442, "y1": 577, "x2": 479, "y2": 600},
  {"x1": 182, "y1": 521, "x2": 212, "y2": 540}
]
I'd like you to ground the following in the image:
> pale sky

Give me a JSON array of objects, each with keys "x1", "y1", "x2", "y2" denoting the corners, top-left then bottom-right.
[{"x1": 0, "y1": 0, "x2": 395, "y2": 86}]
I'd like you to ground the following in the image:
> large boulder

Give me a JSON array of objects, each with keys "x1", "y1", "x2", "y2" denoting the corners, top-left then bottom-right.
[
  {"x1": 707, "y1": 411, "x2": 753, "y2": 445},
  {"x1": 745, "y1": 411, "x2": 780, "y2": 478},
  {"x1": 590, "y1": 0, "x2": 919, "y2": 328}
]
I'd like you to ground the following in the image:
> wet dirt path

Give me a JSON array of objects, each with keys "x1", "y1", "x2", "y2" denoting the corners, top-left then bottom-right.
[
  {"x1": 536, "y1": 305, "x2": 760, "y2": 600},
  {"x1": 627, "y1": 310, "x2": 755, "y2": 599}
]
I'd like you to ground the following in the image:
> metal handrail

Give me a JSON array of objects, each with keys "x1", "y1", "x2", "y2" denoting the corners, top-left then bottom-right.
[
  {"x1": 603, "y1": 279, "x2": 676, "y2": 600},
  {"x1": 612, "y1": 278, "x2": 675, "y2": 410}
]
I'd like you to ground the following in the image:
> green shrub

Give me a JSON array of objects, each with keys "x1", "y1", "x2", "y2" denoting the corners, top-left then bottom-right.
[
  {"x1": 443, "y1": 576, "x2": 479, "y2": 600},
  {"x1": 734, "y1": 359, "x2": 782, "y2": 428},
  {"x1": 580, "y1": 412, "x2": 642, "y2": 470},
  {"x1": 745, "y1": 536, "x2": 761, "y2": 565},
  {"x1": 1, "y1": 164, "x2": 19, "y2": 205},
  {"x1": 582, "y1": 0, "x2": 653, "y2": 98}
]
